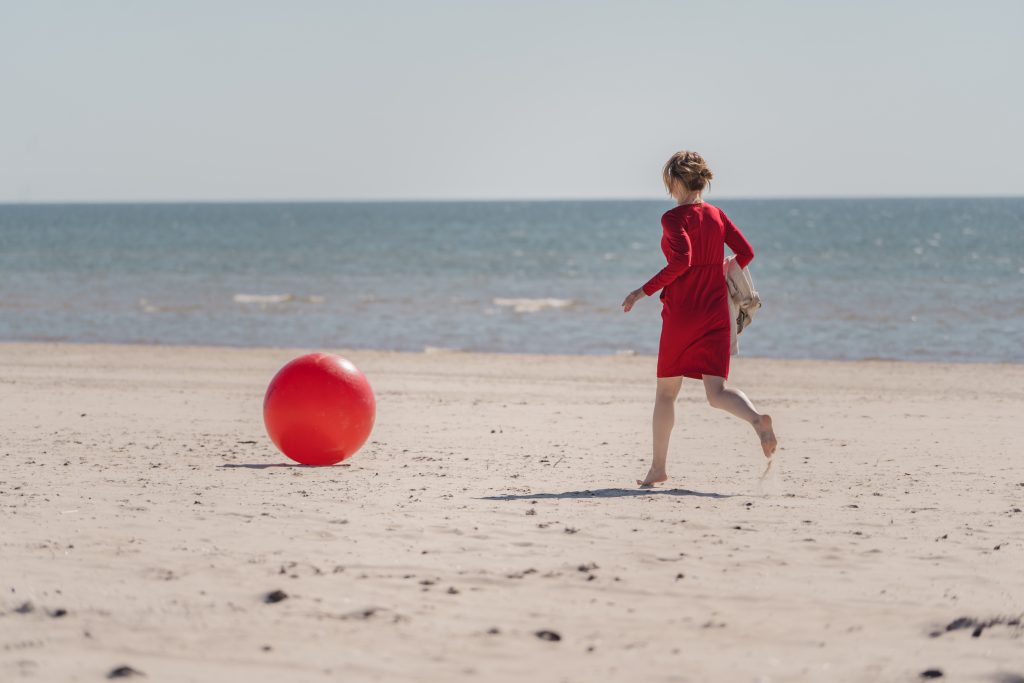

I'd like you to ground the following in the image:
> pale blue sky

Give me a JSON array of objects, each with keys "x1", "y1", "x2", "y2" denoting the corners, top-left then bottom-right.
[{"x1": 2, "y1": 1, "x2": 1021, "y2": 202}]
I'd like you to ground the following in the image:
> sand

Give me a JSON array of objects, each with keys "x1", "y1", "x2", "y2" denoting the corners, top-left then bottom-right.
[{"x1": 1, "y1": 342, "x2": 1022, "y2": 682}]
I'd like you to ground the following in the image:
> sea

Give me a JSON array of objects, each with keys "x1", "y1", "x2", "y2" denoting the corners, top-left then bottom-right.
[{"x1": 1, "y1": 198, "x2": 1021, "y2": 363}]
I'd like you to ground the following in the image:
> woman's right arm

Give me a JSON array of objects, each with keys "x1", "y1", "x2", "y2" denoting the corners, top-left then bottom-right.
[{"x1": 722, "y1": 210, "x2": 754, "y2": 268}]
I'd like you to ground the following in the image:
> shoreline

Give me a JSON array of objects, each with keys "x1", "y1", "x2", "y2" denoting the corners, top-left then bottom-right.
[{"x1": 3, "y1": 339, "x2": 1021, "y2": 369}]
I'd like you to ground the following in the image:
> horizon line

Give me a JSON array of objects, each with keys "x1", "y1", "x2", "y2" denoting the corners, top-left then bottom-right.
[{"x1": 1, "y1": 193, "x2": 1022, "y2": 207}]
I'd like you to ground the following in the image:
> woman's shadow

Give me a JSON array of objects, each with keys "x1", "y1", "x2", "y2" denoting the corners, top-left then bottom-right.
[{"x1": 481, "y1": 488, "x2": 733, "y2": 501}]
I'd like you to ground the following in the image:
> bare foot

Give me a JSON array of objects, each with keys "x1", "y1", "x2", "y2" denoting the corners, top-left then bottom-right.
[
  {"x1": 752, "y1": 414, "x2": 777, "y2": 458},
  {"x1": 637, "y1": 467, "x2": 668, "y2": 487}
]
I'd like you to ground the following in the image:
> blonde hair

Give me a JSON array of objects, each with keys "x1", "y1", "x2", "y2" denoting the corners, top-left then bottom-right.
[{"x1": 663, "y1": 150, "x2": 713, "y2": 195}]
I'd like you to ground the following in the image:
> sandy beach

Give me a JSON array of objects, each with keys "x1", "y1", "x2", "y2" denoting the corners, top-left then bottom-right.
[{"x1": 1, "y1": 342, "x2": 1022, "y2": 682}]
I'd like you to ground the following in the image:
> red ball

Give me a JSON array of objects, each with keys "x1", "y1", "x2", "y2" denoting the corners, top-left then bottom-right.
[{"x1": 263, "y1": 353, "x2": 376, "y2": 466}]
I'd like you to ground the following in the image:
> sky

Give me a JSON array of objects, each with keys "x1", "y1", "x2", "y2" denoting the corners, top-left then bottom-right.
[{"x1": 1, "y1": 1, "x2": 1022, "y2": 202}]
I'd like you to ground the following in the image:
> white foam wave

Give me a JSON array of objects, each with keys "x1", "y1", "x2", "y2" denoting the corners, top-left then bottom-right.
[
  {"x1": 492, "y1": 297, "x2": 574, "y2": 313},
  {"x1": 138, "y1": 299, "x2": 201, "y2": 313},
  {"x1": 233, "y1": 294, "x2": 325, "y2": 305}
]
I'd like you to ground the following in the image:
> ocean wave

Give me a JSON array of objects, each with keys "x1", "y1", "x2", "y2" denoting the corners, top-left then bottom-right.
[
  {"x1": 233, "y1": 294, "x2": 325, "y2": 305},
  {"x1": 138, "y1": 299, "x2": 201, "y2": 313},
  {"x1": 492, "y1": 297, "x2": 574, "y2": 313}
]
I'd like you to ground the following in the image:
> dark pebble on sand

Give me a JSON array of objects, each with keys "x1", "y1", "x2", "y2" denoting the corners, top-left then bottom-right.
[
  {"x1": 49, "y1": 608, "x2": 67, "y2": 618},
  {"x1": 945, "y1": 617, "x2": 975, "y2": 632},
  {"x1": 535, "y1": 630, "x2": 561, "y2": 642},
  {"x1": 941, "y1": 615, "x2": 1019, "y2": 638},
  {"x1": 108, "y1": 666, "x2": 145, "y2": 678},
  {"x1": 487, "y1": 627, "x2": 500, "y2": 635},
  {"x1": 14, "y1": 601, "x2": 34, "y2": 614},
  {"x1": 920, "y1": 669, "x2": 943, "y2": 679},
  {"x1": 264, "y1": 590, "x2": 288, "y2": 604},
  {"x1": 345, "y1": 608, "x2": 379, "y2": 620},
  {"x1": 446, "y1": 587, "x2": 459, "y2": 594}
]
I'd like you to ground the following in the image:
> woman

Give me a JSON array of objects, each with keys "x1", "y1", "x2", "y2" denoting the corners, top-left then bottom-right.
[{"x1": 622, "y1": 151, "x2": 777, "y2": 487}]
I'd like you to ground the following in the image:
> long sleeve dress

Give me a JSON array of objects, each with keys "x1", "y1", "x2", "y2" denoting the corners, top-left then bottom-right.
[{"x1": 641, "y1": 202, "x2": 754, "y2": 379}]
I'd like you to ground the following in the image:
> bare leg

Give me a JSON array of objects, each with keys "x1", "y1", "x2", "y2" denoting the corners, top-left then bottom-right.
[
  {"x1": 638, "y1": 376, "x2": 683, "y2": 486},
  {"x1": 702, "y1": 375, "x2": 777, "y2": 458}
]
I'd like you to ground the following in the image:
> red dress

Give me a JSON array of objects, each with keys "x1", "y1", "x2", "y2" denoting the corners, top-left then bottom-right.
[{"x1": 641, "y1": 202, "x2": 754, "y2": 379}]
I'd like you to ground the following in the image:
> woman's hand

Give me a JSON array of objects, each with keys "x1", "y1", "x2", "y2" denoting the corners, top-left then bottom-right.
[{"x1": 621, "y1": 288, "x2": 647, "y2": 313}]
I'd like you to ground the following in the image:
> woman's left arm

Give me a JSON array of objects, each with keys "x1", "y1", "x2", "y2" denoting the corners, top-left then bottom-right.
[
  {"x1": 622, "y1": 287, "x2": 647, "y2": 312},
  {"x1": 623, "y1": 214, "x2": 693, "y2": 312}
]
